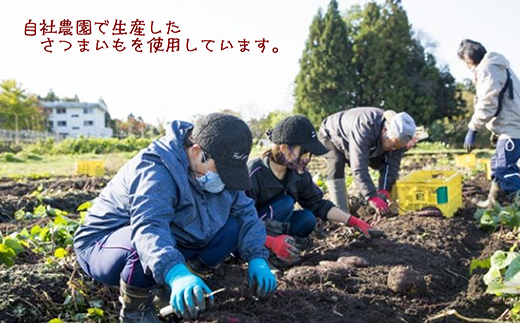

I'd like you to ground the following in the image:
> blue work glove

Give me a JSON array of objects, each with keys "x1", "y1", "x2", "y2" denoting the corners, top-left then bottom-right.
[
  {"x1": 247, "y1": 258, "x2": 277, "y2": 299},
  {"x1": 165, "y1": 263, "x2": 214, "y2": 320},
  {"x1": 464, "y1": 129, "x2": 477, "y2": 152}
]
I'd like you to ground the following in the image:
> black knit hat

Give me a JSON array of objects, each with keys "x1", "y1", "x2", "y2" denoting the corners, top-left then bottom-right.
[
  {"x1": 192, "y1": 113, "x2": 252, "y2": 190},
  {"x1": 269, "y1": 115, "x2": 328, "y2": 156}
]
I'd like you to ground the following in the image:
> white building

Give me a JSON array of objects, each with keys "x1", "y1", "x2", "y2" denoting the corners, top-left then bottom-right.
[{"x1": 41, "y1": 100, "x2": 113, "y2": 138}]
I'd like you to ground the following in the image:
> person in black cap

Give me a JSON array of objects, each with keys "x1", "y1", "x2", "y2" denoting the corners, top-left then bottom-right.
[
  {"x1": 74, "y1": 113, "x2": 276, "y2": 322},
  {"x1": 246, "y1": 115, "x2": 384, "y2": 268}
]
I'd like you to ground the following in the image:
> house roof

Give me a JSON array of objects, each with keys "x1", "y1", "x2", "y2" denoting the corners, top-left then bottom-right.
[{"x1": 40, "y1": 100, "x2": 108, "y2": 112}]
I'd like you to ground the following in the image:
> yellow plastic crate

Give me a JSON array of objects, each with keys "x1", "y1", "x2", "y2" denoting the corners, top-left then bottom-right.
[
  {"x1": 455, "y1": 154, "x2": 477, "y2": 168},
  {"x1": 74, "y1": 160, "x2": 106, "y2": 177},
  {"x1": 394, "y1": 170, "x2": 462, "y2": 218},
  {"x1": 477, "y1": 158, "x2": 492, "y2": 180}
]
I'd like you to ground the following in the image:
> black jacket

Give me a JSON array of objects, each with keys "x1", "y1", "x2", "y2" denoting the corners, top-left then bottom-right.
[{"x1": 246, "y1": 156, "x2": 334, "y2": 220}]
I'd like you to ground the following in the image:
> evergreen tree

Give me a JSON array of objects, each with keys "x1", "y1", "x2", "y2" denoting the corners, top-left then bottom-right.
[
  {"x1": 294, "y1": 0, "x2": 355, "y2": 127},
  {"x1": 346, "y1": 0, "x2": 462, "y2": 125}
]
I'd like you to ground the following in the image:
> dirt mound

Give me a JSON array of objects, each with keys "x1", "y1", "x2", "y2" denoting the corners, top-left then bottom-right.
[
  {"x1": 0, "y1": 176, "x2": 109, "y2": 198},
  {"x1": 0, "y1": 264, "x2": 70, "y2": 322},
  {"x1": 0, "y1": 176, "x2": 108, "y2": 222}
]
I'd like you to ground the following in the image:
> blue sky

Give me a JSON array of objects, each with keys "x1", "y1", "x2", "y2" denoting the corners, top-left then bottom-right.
[{"x1": 1, "y1": 0, "x2": 519, "y2": 125}]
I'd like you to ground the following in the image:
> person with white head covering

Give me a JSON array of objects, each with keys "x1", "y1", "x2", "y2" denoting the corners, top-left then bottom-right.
[{"x1": 318, "y1": 107, "x2": 416, "y2": 216}]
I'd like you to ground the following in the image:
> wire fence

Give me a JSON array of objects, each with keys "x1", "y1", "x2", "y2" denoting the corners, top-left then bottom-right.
[{"x1": 0, "y1": 129, "x2": 57, "y2": 143}]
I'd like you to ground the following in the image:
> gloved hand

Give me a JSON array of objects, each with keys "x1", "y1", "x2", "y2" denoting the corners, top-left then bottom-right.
[
  {"x1": 464, "y1": 129, "x2": 477, "y2": 152},
  {"x1": 264, "y1": 218, "x2": 290, "y2": 236},
  {"x1": 247, "y1": 258, "x2": 277, "y2": 299},
  {"x1": 406, "y1": 137, "x2": 418, "y2": 150},
  {"x1": 265, "y1": 235, "x2": 300, "y2": 261},
  {"x1": 367, "y1": 195, "x2": 391, "y2": 216},
  {"x1": 166, "y1": 263, "x2": 214, "y2": 320},
  {"x1": 376, "y1": 189, "x2": 390, "y2": 202},
  {"x1": 347, "y1": 215, "x2": 386, "y2": 238}
]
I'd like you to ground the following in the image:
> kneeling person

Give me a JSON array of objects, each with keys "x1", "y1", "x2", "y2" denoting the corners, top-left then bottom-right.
[
  {"x1": 247, "y1": 115, "x2": 384, "y2": 268},
  {"x1": 74, "y1": 113, "x2": 276, "y2": 322}
]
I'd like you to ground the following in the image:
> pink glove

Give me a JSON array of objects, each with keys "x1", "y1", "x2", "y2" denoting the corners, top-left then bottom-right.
[
  {"x1": 347, "y1": 216, "x2": 385, "y2": 238},
  {"x1": 377, "y1": 189, "x2": 390, "y2": 201},
  {"x1": 406, "y1": 137, "x2": 418, "y2": 150},
  {"x1": 368, "y1": 196, "x2": 391, "y2": 216},
  {"x1": 265, "y1": 235, "x2": 300, "y2": 261}
]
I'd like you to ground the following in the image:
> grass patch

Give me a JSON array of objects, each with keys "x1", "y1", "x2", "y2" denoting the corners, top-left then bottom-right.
[{"x1": 0, "y1": 153, "x2": 134, "y2": 177}]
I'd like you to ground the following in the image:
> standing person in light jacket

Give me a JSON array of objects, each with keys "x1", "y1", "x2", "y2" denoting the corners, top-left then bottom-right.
[
  {"x1": 458, "y1": 39, "x2": 520, "y2": 208},
  {"x1": 247, "y1": 115, "x2": 384, "y2": 268},
  {"x1": 318, "y1": 108, "x2": 416, "y2": 216},
  {"x1": 74, "y1": 113, "x2": 276, "y2": 322}
]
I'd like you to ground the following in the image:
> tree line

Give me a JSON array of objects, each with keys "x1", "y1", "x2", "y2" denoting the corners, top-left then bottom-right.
[{"x1": 293, "y1": 0, "x2": 475, "y2": 144}]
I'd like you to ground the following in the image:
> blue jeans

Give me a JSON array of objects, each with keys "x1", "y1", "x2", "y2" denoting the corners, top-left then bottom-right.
[
  {"x1": 76, "y1": 216, "x2": 239, "y2": 288},
  {"x1": 257, "y1": 195, "x2": 317, "y2": 238},
  {"x1": 492, "y1": 138, "x2": 520, "y2": 194}
]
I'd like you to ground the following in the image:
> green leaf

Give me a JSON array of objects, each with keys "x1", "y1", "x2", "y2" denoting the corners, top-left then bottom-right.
[
  {"x1": 470, "y1": 258, "x2": 491, "y2": 274},
  {"x1": 3, "y1": 237, "x2": 25, "y2": 255},
  {"x1": 77, "y1": 201, "x2": 92, "y2": 211},
  {"x1": 80, "y1": 211, "x2": 87, "y2": 224},
  {"x1": 54, "y1": 248, "x2": 67, "y2": 259},
  {"x1": 490, "y1": 251, "x2": 518, "y2": 270},
  {"x1": 54, "y1": 214, "x2": 68, "y2": 226},
  {"x1": 0, "y1": 253, "x2": 15, "y2": 267},
  {"x1": 39, "y1": 227, "x2": 51, "y2": 241},
  {"x1": 62, "y1": 295, "x2": 73, "y2": 306},
  {"x1": 484, "y1": 267, "x2": 503, "y2": 285},
  {"x1": 479, "y1": 212, "x2": 498, "y2": 230},
  {"x1": 14, "y1": 208, "x2": 26, "y2": 220},
  {"x1": 17, "y1": 228, "x2": 30, "y2": 238},
  {"x1": 473, "y1": 208, "x2": 486, "y2": 221},
  {"x1": 46, "y1": 207, "x2": 57, "y2": 217},
  {"x1": 33, "y1": 204, "x2": 47, "y2": 217},
  {"x1": 30, "y1": 225, "x2": 42, "y2": 236},
  {"x1": 512, "y1": 301, "x2": 520, "y2": 314},
  {"x1": 486, "y1": 281, "x2": 520, "y2": 295},
  {"x1": 0, "y1": 244, "x2": 16, "y2": 267},
  {"x1": 505, "y1": 255, "x2": 520, "y2": 282},
  {"x1": 87, "y1": 307, "x2": 104, "y2": 319},
  {"x1": 48, "y1": 318, "x2": 65, "y2": 323}
]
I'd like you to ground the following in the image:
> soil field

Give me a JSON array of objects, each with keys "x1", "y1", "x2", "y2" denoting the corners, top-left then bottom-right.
[{"x1": 0, "y1": 172, "x2": 510, "y2": 323}]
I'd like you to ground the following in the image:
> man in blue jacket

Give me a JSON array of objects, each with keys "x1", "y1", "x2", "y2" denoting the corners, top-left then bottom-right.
[{"x1": 74, "y1": 113, "x2": 276, "y2": 322}]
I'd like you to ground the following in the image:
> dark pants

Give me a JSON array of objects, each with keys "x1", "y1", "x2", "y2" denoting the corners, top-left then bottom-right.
[
  {"x1": 76, "y1": 217, "x2": 240, "y2": 288},
  {"x1": 493, "y1": 138, "x2": 520, "y2": 194},
  {"x1": 257, "y1": 194, "x2": 317, "y2": 238},
  {"x1": 319, "y1": 132, "x2": 347, "y2": 180}
]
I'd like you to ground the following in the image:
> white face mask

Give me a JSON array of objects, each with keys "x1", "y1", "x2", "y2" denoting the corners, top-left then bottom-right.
[
  {"x1": 197, "y1": 169, "x2": 225, "y2": 193},
  {"x1": 195, "y1": 151, "x2": 225, "y2": 193}
]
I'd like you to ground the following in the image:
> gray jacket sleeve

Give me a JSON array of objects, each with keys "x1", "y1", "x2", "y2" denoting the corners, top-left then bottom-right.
[
  {"x1": 469, "y1": 66, "x2": 505, "y2": 131},
  {"x1": 378, "y1": 149, "x2": 405, "y2": 192},
  {"x1": 347, "y1": 123, "x2": 378, "y2": 199},
  {"x1": 230, "y1": 191, "x2": 269, "y2": 261},
  {"x1": 128, "y1": 154, "x2": 185, "y2": 284}
]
